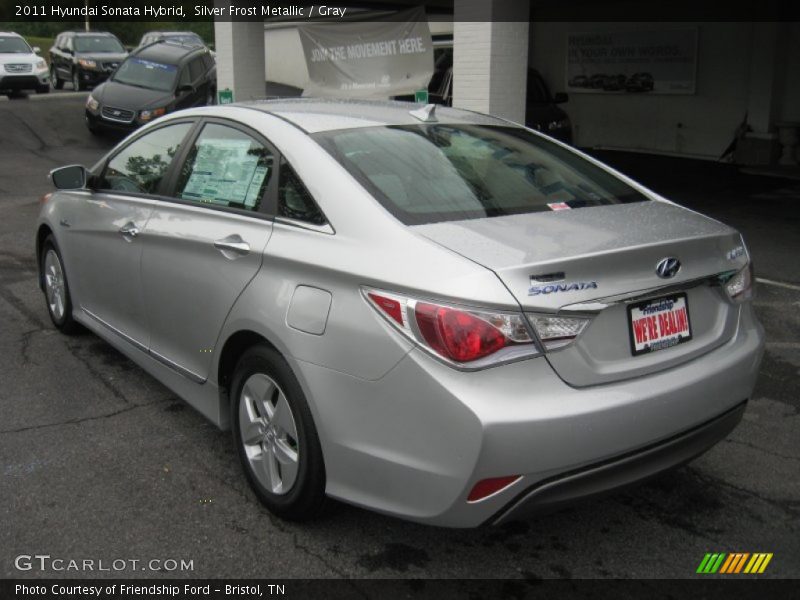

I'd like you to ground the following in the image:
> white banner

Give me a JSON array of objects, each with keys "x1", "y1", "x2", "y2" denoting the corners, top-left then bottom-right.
[
  {"x1": 566, "y1": 29, "x2": 698, "y2": 95},
  {"x1": 298, "y1": 7, "x2": 434, "y2": 99}
]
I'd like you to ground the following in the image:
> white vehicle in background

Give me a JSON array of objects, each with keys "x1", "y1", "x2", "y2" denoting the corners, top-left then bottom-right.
[{"x1": 0, "y1": 32, "x2": 49, "y2": 96}]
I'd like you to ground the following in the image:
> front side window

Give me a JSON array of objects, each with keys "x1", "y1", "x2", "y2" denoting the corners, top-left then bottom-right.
[
  {"x1": 113, "y1": 57, "x2": 178, "y2": 92},
  {"x1": 74, "y1": 36, "x2": 124, "y2": 53},
  {"x1": 314, "y1": 124, "x2": 649, "y2": 225},
  {"x1": 175, "y1": 124, "x2": 273, "y2": 211},
  {"x1": 278, "y1": 162, "x2": 326, "y2": 225},
  {"x1": 99, "y1": 123, "x2": 192, "y2": 194}
]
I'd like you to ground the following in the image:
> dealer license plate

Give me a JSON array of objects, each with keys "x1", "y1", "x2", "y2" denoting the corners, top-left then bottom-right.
[{"x1": 627, "y1": 293, "x2": 692, "y2": 356}]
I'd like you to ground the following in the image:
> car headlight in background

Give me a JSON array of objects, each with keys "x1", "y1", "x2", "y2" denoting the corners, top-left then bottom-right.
[
  {"x1": 547, "y1": 118, "x2": 571, "y2": 131},
  {"x1": 35, "y1": 59, "x2": 47, "y2": 71},
  {"x1": 77, "y1": 59, "x2": 97, "y2": 69},
  {"x1": 139, "y1": 107, "x2": 166, "y2": 122},
  {"x1": 86, "y1": 96, "x2": 99, "y2": 111}
]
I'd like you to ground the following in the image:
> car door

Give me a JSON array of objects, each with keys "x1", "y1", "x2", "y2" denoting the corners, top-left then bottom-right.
[
  {"x1": 66, "y1": 120, "x2": 195, "y2": 349},
  {"x1": 59, "y1": 35, "x2": 74, "y2": 79},
  {"x1": 140, "y1": 119, "x2": 276, "y2": 382}
]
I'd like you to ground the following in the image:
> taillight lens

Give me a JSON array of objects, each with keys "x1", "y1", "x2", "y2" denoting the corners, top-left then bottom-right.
[
  {"x1": 724, "y1": 262, "x2": 754, "y2": 303},
  {"x1": 527, "y1": 314, "x2": 590, "y2": 351},
  {"x1": 364, "y1": 288, "x2": 540, "y2": 368}
]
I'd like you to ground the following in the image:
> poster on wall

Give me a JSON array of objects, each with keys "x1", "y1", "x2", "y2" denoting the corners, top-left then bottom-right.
[
  {"x1": 298, "y1": 7, "x2": 433, "y2": 100},
  {"x1": 566, "y1": 29, "x2": 697, "y2": 95}
]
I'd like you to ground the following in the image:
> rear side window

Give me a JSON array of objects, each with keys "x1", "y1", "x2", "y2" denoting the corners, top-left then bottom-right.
[
  {"x1": 175, "y1": 123, "x2": 273, "y2": 211},
  {"x1": 189, "y1": 57, "x2": 205, "y2": 81},
  {"x1": 99, "y1": 122, "x2": 192, "y2": 194},
  {"x1": 314, "y1": 124, "x2": 649, "y2": 225},
  {"x1": 278, "y1": 161, "x2": 326, "y2": 225}
]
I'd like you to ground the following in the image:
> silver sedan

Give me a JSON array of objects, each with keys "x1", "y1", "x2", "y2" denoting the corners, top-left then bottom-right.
[{"x1": 37, "y1": 100, "x2": 764, "y2": 527}]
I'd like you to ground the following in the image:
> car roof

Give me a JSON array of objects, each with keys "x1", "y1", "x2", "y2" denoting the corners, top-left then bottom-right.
[
  {"x1": 237, "y1": 98, "x2": 510, "y2": 134},
  {"x1": 134, "y1": 41, "x2": 203, "y2": 63},
  {"x1": 0, "y1": 32, "x2": 24, "y2": 37},
  {"x1": 150, "y1": 31, "x2": 201, "y2": 37},
  {"x1": 65, "y1": 30, "x2": 117, "y2": 36}
]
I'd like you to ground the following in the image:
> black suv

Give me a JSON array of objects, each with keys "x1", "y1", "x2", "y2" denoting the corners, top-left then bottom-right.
[
  {"x1": 49, "y1": 31, "x2": 128, "y2": 91},
  {"x1": 85, "y1": 41, "x2": 216, "y2": 134}
]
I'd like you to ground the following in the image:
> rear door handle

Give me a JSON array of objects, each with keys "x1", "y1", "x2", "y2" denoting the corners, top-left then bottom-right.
[
  {"x1": 214, "y1": 235, "x2": 250, "y2": 256},
  {"x1": 119, "y1": 222, "x2": 140, "y2": 238}
]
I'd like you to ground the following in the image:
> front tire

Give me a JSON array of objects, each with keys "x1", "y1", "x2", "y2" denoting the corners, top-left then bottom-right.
[
  {"x1": 231, "y1": 344, "x2": 327, "y2": 521},
  {"x1": 41, "y1": 235, "x2": 80, "y2": 334},
  {"x1": 50, "y1": 65, "x2": 63, "y2": 90},
  {"x1": 72, "y1": 69, "x2": 84, "y2": 91},
  {"x1": 36, "y1": 84, "x2": 50, "y2": 94}
]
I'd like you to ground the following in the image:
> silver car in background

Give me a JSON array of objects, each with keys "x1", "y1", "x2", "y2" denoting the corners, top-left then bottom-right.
[{"x1": 37, "y1": 100, "x2": 764, "y2": 527}]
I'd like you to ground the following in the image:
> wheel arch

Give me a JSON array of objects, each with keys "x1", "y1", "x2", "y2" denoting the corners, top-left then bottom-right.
[{"x1": 217, "y1": 329, "x2": 280, "y2": 416}]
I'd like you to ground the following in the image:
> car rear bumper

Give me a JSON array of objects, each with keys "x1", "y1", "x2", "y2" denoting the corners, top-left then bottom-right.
[
  {"x1": 491, "y1": 399, "x2": 746, "y2": 525},
  {"x1": 294, "y1": 303, "x2": 764, "y2": 528}
]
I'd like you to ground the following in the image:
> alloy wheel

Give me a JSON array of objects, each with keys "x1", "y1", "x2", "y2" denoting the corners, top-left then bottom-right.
[
  {"x1": 238, "y1": 373, "x2": 300, "y2": 495},
  {"x1": 43, "y1": 249, "x2": 66, "y2": 321}
]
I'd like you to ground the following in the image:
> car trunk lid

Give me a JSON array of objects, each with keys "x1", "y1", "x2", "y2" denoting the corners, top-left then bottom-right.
[{"x1": 413, "y1": 201, "x2": 748, "y2": 386}]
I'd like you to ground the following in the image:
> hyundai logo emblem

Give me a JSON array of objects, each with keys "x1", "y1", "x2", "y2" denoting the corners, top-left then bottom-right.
[{"x1": 656, "y1": 257, "x2": 681, "y2": 279}]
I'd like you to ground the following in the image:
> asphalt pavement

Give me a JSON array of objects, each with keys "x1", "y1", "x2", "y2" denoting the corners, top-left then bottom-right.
[{"x1": 1, "y1": 93, "x2": 798, "y2": 581}]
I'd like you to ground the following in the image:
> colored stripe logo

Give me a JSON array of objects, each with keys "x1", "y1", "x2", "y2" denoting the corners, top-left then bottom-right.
[{"x1": 697, "y1": 553, "x2": 773, "y2": 574}]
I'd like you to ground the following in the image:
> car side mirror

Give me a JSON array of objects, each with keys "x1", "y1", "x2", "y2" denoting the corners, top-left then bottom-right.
[
  {"x1": 554, "y1": 92, "x2": 569, "y2": 104},
  {"x1": 50, "y1": 165, "x2": 88, "y2": 190},
  {"x1": 33, "y1": 46, "x2": 41, "y2": 54},
  {"x1": 176, "y1": 84, "x2": 194, "y2": 95}
]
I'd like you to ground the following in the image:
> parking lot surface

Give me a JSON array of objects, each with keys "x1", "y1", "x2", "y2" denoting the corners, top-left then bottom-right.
[{"x1": 1, "y1": 94, "x2": 798, "y2": 580}]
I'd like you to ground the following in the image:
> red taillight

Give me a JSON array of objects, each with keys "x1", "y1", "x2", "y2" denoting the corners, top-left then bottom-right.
[
  {"x1": 367, "y1": 292, "x2": 405, "y2": 326},
  {"x1": 39, "y1": 192, "x2": 52, "y2": 205},
  {"x1": 415, "y1": 302, "x2": 507, "y2": 362},
  {"x1": 363, "y1": 287, "x2": 539, "y2": 368},
  {"x1": 467, "y1": 476, "x2": 521, "y2": 502}
]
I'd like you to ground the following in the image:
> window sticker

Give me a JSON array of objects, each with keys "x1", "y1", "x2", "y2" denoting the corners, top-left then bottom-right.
[{"x1": 181, "y1": 139, "x2": 269, "y2": 207}]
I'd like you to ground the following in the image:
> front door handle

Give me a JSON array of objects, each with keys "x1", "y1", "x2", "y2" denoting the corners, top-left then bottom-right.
[
  {"x1": 119, "y1": 222, "x2": 140, "y2": 238},
  {"x1": 214, "y1": 235, "x2": 250, "y2": 256}
]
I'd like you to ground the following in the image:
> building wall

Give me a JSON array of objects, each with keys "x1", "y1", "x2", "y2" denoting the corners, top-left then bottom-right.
[{"x1": 528, "y1": 22, "x2": 793, "y2": 159}]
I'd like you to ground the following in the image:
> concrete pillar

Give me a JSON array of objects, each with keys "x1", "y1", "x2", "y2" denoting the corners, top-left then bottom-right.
[
  {"x1": 746, "y1": 23, "x2": 784, "y2": 134},
  {"x1": 213, "y1": 18, "x2": 266, "y2": 102},
  {"x1": 452, "y1": 0, "x2": 529, "y2": 123}
]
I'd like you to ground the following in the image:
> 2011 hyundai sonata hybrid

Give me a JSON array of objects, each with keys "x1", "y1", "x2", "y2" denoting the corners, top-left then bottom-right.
[{"x1": 37, "y1": 99, "x2": 764, "y2": 527}]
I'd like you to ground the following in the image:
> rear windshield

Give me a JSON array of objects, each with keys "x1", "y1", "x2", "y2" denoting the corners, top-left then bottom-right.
[
  {"x1": 112, "y1": 57, "x2": 177, "y2": 92},
  {"x1": 75, "y1": 36, "x2": 124, "y2": 53},
  {"x1": 0, "y1": 36, "x2": 32, "y2": 54},
  {"x1": 314, "y1": 124, "x2": 649, "y2": 225}
]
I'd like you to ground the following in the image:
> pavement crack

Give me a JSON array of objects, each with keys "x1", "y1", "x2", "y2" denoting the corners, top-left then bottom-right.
[
  {"x1": 66, "y1": 339, "x2": 133, "y2": 404},
  {"x1": 0, "y1": 399, "x2": 168, "y2": 435},
  {"x1": 723, "y1": 438, "x2": 800, "y2": 462},
  {"x1": 19, "y1": 327, "x2": 47, "y2": 365},
  {"x1": 687, "y1": 467, "x2": 800, "y2": 518}
]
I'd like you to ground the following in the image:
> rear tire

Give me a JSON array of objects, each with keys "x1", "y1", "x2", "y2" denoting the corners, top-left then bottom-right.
[
  {"x1": 50, "y1": 65, "x2": 63, "y2": 90},
  {"x1": 41, "y1": 235, "x2": 80, "y2": 334},
  {"x1": 230, "y1": 344, "x2": 327, "y2": 521}
]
